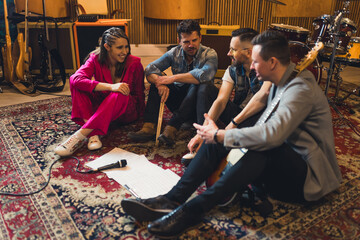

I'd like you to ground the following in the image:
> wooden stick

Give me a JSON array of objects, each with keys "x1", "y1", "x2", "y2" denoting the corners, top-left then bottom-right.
[{"x1": 155, "y1": 102, "x2": 165, "y2": 146}]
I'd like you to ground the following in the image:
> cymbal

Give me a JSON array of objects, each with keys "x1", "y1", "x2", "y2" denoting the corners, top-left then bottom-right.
[{"x1": 266, "y1": 0, "x2": 286, "y2": 5}]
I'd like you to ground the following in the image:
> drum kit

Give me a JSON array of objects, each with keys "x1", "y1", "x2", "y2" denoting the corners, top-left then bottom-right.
[{"x1": 267, "y1": 0, "x2": 359, "y2": 103}]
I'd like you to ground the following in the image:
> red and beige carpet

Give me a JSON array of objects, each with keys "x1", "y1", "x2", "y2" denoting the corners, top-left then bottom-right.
[{"x1": 0, "y1": 85, "x2": 359, "y2": 239}]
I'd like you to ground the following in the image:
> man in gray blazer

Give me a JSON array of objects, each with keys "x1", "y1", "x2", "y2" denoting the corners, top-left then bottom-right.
[{"x1": 121, "y1": 30, "x2": 342, "y2": 239}]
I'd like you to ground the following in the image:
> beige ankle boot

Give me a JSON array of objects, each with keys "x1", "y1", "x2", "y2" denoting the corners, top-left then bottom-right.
[
  {"x1": 128, "y1": 122, "x2": 156, "y2": 142},
  {"x1": 158, "y1": 125, "x2": 177, "y2": 146}
]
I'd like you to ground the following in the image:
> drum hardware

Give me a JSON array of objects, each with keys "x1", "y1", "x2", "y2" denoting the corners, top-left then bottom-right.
[
  {"x1": 323, "y1": 0, "x2": 360, "y2": 125},
  {"x1": 257, "y1": 0, "x2": 286, "y2": 32},
  {"x1": 337, "y1": 86, "x2": 360, "y2": 107},
  {"x1": 311, "y1": 14, "x2": 356, "y2": 55},
  {"x1": 330, "y1": 98, "x2": 360, "y2": 137},
  {"x1": 328, "y1": 61, "x2": 345, "y2": 99},
  {"x1": 324, "y1": 0, "x2": 353, "y2": 96}
]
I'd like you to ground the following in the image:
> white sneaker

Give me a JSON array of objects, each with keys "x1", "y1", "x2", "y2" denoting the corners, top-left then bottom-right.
[
  {"x1": 181, "y1": 152, "x2": 197, "y2": 166},
  {"x1": 55, "y1": 134, "x2": 84, "y2": 157},
  {"x1": 88, "y1": 135, "x2": 102, "y2": 150}
]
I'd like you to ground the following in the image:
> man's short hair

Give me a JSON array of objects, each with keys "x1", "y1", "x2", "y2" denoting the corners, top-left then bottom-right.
[
  {"x1": 251, "y1": 30, "x2": 291, "y2": 65},
  {"x1": 232, "y1": 28, "x2": 258, "y2": 43},
  {"x1": 177, "y1": 19, "x2": 201, "y2": 40}
]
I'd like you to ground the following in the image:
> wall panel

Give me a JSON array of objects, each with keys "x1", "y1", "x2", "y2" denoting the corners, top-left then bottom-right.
[{"x1": 102, "y1": 0, "x2": 360, "y2": 44}]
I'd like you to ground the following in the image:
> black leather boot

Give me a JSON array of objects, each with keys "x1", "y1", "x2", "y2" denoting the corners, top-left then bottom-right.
[
  {"x1": 147, "y1": 204, "x2": 204, "y2": 239},
  {"x1": 121, "y1": 195, "x2": 180, "y2": 222}
]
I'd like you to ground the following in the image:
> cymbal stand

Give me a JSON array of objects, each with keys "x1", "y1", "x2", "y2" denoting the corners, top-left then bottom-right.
[
  {"x1": 324, "y1": 0, "x2": 350, "y2": 96},
  {"x1": 333, "y1": 61, "x2": 345, "y2": 100},
  {"x1": 329, "y1": 58, "x2": 360, "y2": 136},
  {"x1": 257, "y1": 0, "x2": 264, "y2": 32},
  {"x1": 323, "y1": 1, "x2": 360, "y2": 136},
  {"x1": 338, "y1": 86, "x2": 360, "y2": 104},
  {"x1": 324, "y1": 24, "x2": 342, "y2": 96}
]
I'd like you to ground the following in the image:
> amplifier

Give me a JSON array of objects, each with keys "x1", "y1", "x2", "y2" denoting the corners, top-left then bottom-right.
[
  {"x1": 200, "y1": 24, "x2": 240, "y2": 78},
  {"x1": 77, "y1": 14, "x2": 99, "y2": 22},
  {"x1": 17, "y1": 21, "x2": 77, "y2": 74},
  {"x1": 73, "y1": 19, "x2": 128, "y2": 68}
]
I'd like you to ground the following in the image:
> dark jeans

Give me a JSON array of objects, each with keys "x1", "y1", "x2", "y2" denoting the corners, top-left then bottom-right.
[
  {"x1": 144, "y1": 82, "x2": 216, "y2": 129},
  {"x1": 196, "y1": 83, "x2": 244, "y2": 126},
  {"x1": 165, "y1": 120, "x2": 308, "y2": 214}
]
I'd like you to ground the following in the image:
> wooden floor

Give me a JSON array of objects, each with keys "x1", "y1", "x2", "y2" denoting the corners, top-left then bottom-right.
[{"x1": 1, "y1": 55, "x2": 359, "y2": 108}]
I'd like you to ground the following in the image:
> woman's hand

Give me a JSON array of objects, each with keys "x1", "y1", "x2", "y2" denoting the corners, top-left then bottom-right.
[{"x1": 111, "y1": 83, "x2": 130, "y2": 95}]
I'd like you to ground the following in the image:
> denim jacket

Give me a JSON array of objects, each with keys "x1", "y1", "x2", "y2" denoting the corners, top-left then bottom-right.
[
  {"x1": 229, "y1": 65, "x2": 262, "y2": 106},
  {"x1": 145, "y1": 44, "x2": 218, "y2": 84}
]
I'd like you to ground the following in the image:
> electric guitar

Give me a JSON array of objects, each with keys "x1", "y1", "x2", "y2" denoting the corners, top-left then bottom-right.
[
  {"x1": 15, "y1": 0, "x2": 32, "y2": 82},
  {"x1": 205, "y1": 42, "x2": 325, "y2": 205},
  {"x1": 1, "y1": 0, "x2": 38, "y2": 95},
  {"x1": 1, "y1": 0, "x2": 13, "y2": 83}
]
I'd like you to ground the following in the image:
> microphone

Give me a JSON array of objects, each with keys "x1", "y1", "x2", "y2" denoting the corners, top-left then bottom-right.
[{"x1": 93, "y1": 159, "x2": 127, "y2": 172}]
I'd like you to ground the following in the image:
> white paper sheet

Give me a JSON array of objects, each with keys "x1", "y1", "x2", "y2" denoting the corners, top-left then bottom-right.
[{"x1": 86, "y1": 148, "x2": 180, "y2": 199}]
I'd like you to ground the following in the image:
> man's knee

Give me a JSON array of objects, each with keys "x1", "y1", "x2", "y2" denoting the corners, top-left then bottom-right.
[{"x1": 197, "y1": 83, "x2": 218, "y2": 99}]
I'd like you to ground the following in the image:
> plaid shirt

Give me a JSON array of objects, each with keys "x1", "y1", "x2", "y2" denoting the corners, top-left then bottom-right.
[
  {"x1": 145, "y1": 44, "x2": 218, "y2": 84},
  {"x1": 229, "y1": 65, "x2": 262, "y2": 107}
]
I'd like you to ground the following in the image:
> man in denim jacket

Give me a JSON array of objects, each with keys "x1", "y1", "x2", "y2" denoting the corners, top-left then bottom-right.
[{"x1": 128, "y1": 19, "x2": 218, "y2": 146}]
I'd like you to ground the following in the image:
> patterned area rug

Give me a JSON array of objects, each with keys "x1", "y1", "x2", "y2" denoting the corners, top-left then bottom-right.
[{"x1": 0, "y1": 85, "x2": 359, "y2": 239}]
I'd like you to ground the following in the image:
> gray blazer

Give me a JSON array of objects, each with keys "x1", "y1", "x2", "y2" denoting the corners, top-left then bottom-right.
[{"x1": 224, "y1": 63, "x2": 342, "y2": 201}]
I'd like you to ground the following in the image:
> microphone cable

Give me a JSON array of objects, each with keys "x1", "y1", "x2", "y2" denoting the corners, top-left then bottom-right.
[{"x1": 0, "y1": 156, "x2": 126, "y2": 197}]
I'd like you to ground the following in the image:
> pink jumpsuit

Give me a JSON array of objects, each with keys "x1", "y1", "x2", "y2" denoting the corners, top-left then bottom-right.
[{"x1": 69, "y1": 54, "x2": 145, "y2": 137}]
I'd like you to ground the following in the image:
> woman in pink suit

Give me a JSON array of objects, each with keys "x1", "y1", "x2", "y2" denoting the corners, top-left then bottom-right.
[{"x1": 55, "y1": 27, "x2": 145, "y2": 157}]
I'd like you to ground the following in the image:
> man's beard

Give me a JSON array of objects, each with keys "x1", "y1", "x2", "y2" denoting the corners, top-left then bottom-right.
[
  {"x1": 231, "y1": 58, "x2": 241, "y2": 67},
  {"x1": 186, "y1": 48, "x2": 196, "y2": 57}
]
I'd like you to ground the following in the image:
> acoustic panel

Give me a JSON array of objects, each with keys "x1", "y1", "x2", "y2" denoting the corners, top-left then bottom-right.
[
  {"x1": 15, "y1": 0, "x2": 69, "y2": 18},
  {"x1": 273, "y1": 0, "x2": 334, "y2": 18},
  {"x1": 144, "y1": 0, "x2": 205, "y2": 20}
]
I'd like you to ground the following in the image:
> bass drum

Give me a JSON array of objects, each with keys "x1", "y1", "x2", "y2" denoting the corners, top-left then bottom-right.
[{"x1": 289, "y1": 41, "x2": 322, "y2": 84}]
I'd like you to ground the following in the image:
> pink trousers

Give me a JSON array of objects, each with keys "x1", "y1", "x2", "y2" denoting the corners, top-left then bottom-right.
[{"x1": 70, "y1": 89, "x2": 138, "y2": 137}]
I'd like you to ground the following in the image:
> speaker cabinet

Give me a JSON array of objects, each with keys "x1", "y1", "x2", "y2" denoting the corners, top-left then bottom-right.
[
  {"x1": 200, "y1": 25, "x2": 240, "y2": 78},
  {"x1": 73, "y1": 19, "x2": 128, "y2": 68},
  {"x1": 17, "y1": 21, "x2": 77, "y2": 74}
]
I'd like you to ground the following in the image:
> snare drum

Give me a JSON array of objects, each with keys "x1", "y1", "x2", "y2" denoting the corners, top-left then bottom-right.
[
  {"x1": 269, "y1": 23, "x2": 310, "y2": 43},
  {"x1": 311, "y1": 15, "x2": 357, "y2": 54},
  {"x1": 335, "y1": 37, "x2": 360, "y2": 63},
  {"x1": 289, "y1": 41, "x2": 322, "y2": 83}
]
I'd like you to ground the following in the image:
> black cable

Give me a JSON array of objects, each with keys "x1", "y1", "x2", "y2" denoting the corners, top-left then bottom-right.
[{"x1": 0, "y1": 156, "x2": 95, "y2": 197}]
